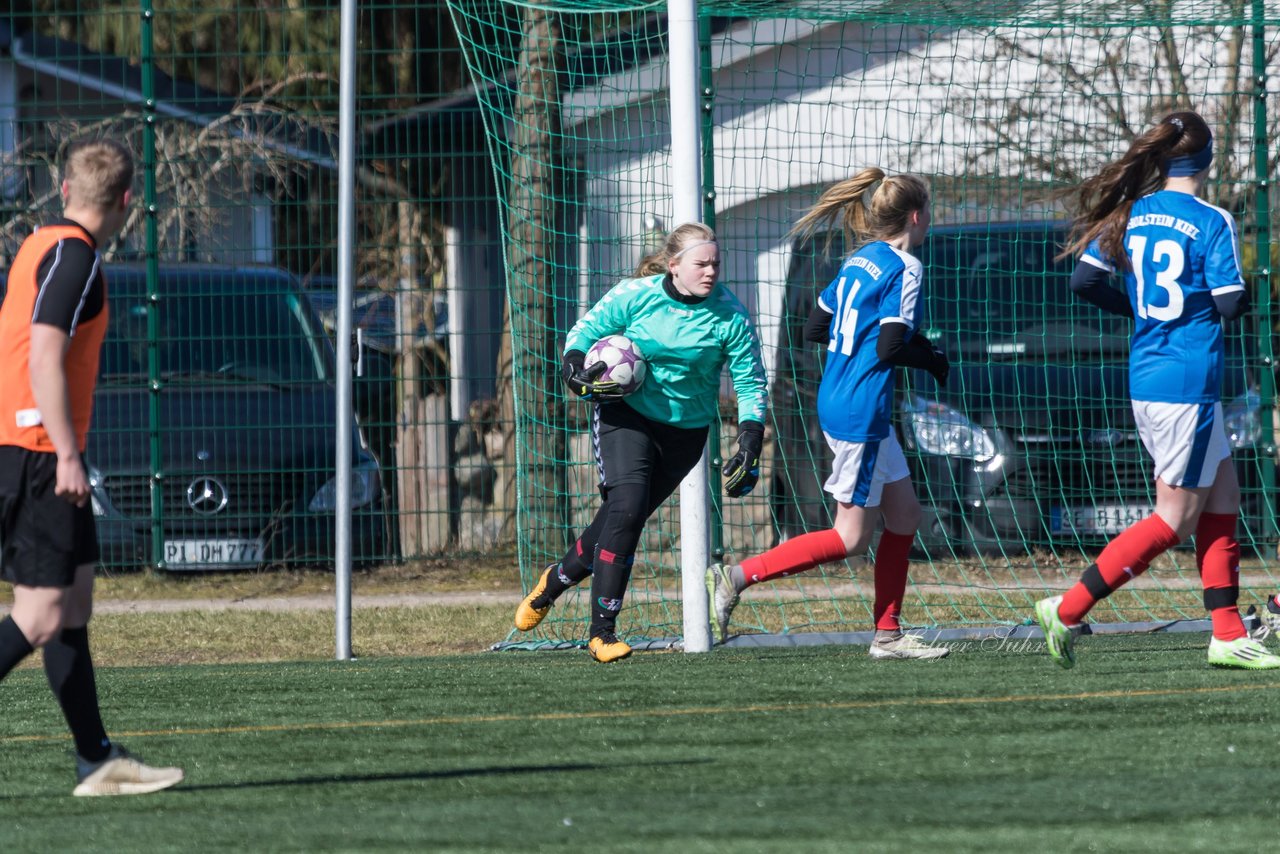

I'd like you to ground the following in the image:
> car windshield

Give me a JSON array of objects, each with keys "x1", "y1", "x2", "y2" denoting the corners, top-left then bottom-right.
[{"x1": 100, "y1": 270, "x2": 330, "y2": 385}]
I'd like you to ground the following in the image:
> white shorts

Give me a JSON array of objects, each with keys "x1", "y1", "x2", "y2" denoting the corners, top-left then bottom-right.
[
  {"x1": 1131, "y1": 400, "x2": 1230, "y2": 489},
  {"x1": 822, "y1": 432, "x2": 911, "y2": 507}
]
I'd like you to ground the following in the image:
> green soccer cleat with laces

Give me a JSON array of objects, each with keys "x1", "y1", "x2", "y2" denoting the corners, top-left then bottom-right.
[
  {"x1": 1034, "y1": 595, "x2": 1080, "y2": 670},
  {"x1": 704, "y1": 563, "x2": 740, "y2": 645},
  {"x1": 1207, "y1": 636, "x2": 1280, "y2": 670}
]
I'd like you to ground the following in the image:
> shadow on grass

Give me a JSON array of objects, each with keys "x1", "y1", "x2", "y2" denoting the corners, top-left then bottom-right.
[
  {"x1": 0, "y1": 759, "x2": 711, "y2": 801},
  {"x1": 169, "y1": 758, "x2": 710, "y2": 794}
]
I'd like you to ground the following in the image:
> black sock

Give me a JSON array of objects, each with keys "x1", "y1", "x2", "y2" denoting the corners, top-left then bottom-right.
[
  {"x1": 536, "y1": 538, "x2": 599, "y2": 607},
  {"x1": 588, "y1": 547, "x2": 633, "y2": 638},
  {"x1": 534, "y1": 563, "x2": 577, "y2": 606},
  {"x1": 0, "y1": 616, "x2": 35, "y2": 682},
  {"x1": 557, "y1": 536, "x2": 597, "y2": 583},
  {"x1": 43, "y1": 626, "x2": 110, "y2": 763}
]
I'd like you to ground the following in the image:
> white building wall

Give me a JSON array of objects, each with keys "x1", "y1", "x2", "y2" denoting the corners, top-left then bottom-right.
[{"x1": 564, "y1": 18, "x2": 1268, "y2": 351}]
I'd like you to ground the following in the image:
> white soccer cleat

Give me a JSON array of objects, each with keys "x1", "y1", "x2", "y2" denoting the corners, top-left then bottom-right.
[
  {"x1": 704, "y1": 563, "x2": 740, "y2": 645},
  {"x1": 869, "y1": 631, "x2": 950, "y2": 660},
  {"x1": 73, "y1": 745, "x2": 184, "y2": 797},
  {"x1": 1206, "y1": 636, "x2": 1280, "y2": 670}
]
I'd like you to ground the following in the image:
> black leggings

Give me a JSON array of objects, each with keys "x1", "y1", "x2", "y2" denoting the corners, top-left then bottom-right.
[{"x1": 558, "y1": 402, "x2": 707, "y2": 635}]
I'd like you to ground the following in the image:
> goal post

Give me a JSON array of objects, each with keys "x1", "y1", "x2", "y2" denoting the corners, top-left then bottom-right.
[
  {"x1": 668, "y1": 0, "x2": 714, "y2": 654},
  {"x1": 447, "y1": 0, "x2": 1280, "y2": 650}
]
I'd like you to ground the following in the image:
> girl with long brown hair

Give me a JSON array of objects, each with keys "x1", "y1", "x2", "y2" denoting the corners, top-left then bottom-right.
[{"x1": 1036, "y1": 111, "x2": 1280, "y2": 670}]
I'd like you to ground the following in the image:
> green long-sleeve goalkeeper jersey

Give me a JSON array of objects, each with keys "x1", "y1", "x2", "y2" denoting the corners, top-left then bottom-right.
[{"x1": 565, "y1": 274, "x2": 768, "y2": 429}]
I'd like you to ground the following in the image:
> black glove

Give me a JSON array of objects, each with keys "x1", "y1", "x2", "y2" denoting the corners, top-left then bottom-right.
[
  {"x1": 722, "y1": 421, "x2": 764, "y2": 498},
  {"x1": 563, "y1": 351, "x2": 625, "y2": 403},
  {"x1": 925, "y1": 341, "x2": 950, "y2": 387}
]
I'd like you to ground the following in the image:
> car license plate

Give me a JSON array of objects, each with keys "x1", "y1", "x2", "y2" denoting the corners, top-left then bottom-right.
[
  {"x1": 1051, "y1": 504, "x2": 1155, "y2": 536},
  {"x1": 163, "y1": 538, "x2": 264, "y2": 569}
]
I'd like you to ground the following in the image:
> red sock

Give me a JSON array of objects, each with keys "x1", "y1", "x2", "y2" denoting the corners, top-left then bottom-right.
[
  {"x1": 1059, "y1": 514, "x2": 1181, "y2": 624},
  {"x1": 873, "y1": 529, "x2": 915, "y2": 631},
  {"x1": 740, "y1": 529, "x2": 848, "y2": 586},
  {"x1": 1196, "y1": 512, "x2": 1244, "y2": 641}
]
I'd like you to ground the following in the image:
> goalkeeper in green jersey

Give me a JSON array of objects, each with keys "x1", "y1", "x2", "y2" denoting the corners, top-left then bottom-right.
[{"x1": 514, "y1": 222, "x2": 768, "y2": 662}]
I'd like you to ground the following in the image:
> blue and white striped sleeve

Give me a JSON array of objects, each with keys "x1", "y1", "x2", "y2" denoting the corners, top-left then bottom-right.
[{"x1": 880, "y1": 255, "x2": 922, "y2": 331}]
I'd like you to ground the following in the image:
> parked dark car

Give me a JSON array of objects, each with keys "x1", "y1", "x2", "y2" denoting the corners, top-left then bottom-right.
[
  {"x1": 86, "y1": 264, "x2": 388, "y2": 570},
  {"x1": 771, "y1": 221, "x2": 1273, "y2": 555}
]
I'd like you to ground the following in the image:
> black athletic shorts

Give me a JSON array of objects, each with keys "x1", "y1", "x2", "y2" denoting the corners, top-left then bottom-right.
[
  {"x1": 592, "y1": 401, "x2": 708, "y2": 492},
  {"x1": 0, "y1": 445, "x2": 99, "y2": 587}
]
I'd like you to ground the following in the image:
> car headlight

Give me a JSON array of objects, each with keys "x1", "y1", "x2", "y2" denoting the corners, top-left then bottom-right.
[
  {"x1": 1223, "y1": 388, "x2": 1262, "y2": 450},
  {"x1": 309, "y1": 460, "x2": 381, "y2": 512},
  {"x1": 902, "y1": 394, "x2": 997, "y2": 463},
  {"x1": 87, "y1": 464, "x2": 107, "y2": 518}
]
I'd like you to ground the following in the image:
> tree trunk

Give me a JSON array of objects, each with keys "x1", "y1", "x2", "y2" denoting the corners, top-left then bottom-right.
[{"x1": 493, "y1": 5, "x2": 567, "y2": 559}]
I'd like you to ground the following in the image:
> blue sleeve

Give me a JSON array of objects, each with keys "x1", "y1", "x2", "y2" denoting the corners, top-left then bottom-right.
[
  {"x1": 879, "y1": 256, "x2": 922, "y2": 331},
  {"x1": 565, "y1": 279, "x2": 631, "y2": 354},
  {"x1": 1081, "y1": 238, "x2": 1116, "y2": 272},
  {"x1": 816, "y1": 276, "x2": 839, "y2": 315},
  {"x1": 1204, "y1": 214, "x2": 1245, "y2": 295}
]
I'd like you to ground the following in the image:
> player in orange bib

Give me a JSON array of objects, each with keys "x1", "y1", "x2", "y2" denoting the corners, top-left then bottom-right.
[{"x1": 0, "y1": 138, "x2": 184, "y2": 795}]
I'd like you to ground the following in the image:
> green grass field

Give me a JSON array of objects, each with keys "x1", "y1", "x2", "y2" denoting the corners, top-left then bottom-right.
[{"x1": 3, "y1": 633, "x2": 1278, "y2": 852}]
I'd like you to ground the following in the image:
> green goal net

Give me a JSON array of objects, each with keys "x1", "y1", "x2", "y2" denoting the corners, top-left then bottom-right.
[{"x1": 447, "y1": 0, "x2": 1280, "y2": 647}]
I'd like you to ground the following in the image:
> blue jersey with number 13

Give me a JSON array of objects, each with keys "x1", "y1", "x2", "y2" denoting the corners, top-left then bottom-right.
[{"x1": 1082, "y1": 189, "x2": 1244, "y2": 403}]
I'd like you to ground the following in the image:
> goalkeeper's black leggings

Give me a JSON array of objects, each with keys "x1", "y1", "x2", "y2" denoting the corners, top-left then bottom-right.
[{"x1": 550, "y1": 401, "x2": 707, "y2": 637}]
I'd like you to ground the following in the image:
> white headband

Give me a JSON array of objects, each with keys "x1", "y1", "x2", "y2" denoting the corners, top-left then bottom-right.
[{"x1": 672, "y1": 239, "x2": 718, "y2": 258}]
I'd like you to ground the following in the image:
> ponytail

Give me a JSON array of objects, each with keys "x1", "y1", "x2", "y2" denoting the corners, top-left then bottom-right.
[
  {"x1": 788, "y1": 167, "x2": 929, "y2": 254},
  {"x1": 1061, "y1": 110, "x2": 1213, "y2": 265}
]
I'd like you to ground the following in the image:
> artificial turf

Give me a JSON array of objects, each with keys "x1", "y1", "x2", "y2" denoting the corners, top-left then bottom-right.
[{"x1": 2, "y1": 632, "x2": 1277, "y2": 852}]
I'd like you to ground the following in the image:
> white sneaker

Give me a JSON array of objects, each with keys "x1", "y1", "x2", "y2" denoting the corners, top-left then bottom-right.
[
  {"x1": 704, "y1": 563, "x2": 740, "y2": 645},
  {"x1": 73, "y1": 745, "x2": 184, "y2": 797},
  {"x1": 869, "y1": 631, "x2": 950, "y2": 660}
]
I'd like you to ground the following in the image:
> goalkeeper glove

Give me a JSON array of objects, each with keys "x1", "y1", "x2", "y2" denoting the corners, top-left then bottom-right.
[
  {"x1": 722, "y1": 421, "x2": 764, "y2": 498},
  {"x1": 562, "y1": 351, "x2": 625, "y2": 403}
]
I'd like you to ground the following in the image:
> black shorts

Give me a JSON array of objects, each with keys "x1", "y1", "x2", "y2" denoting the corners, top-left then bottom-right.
[
  {"x1": 0, "y1": 445, "x2": 99, "y2": 588},
  {"x1": 592, "y1": 401, "x2": 708, "y2": 492}
]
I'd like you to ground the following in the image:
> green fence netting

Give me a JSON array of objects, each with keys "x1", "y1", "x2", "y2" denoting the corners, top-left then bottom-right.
[
  {"x1": 4, "y1": 3, "x2": 480, "y2": 573},
  {"x1": 446, "y1": 0, "x2": 1280, "y2": 646}
]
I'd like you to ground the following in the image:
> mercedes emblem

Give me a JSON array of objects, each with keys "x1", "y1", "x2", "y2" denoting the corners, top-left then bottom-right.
[{"x1": 186, "y1": 477, "x2": 229, "y2": 516}]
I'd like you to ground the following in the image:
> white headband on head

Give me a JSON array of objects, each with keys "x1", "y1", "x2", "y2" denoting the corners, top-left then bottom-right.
[{"x1": 672, "y1": 239, "x2": 718, "y2": 259}]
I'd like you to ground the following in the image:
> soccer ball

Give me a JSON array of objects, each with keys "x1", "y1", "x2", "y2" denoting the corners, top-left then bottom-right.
[{"x1": 584, "y1": 335, "x2": 648, "y2": 396}]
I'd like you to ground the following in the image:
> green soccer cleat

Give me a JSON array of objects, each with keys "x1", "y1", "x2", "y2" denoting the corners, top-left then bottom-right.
[
  {"x1": 1034, "y1": 595, "x2": 1079, "y2": 670},
  {"x1": 1207, "y1": 636, "x2": 1280, "y2": 670},
  {"x1": 704, "y1": 563, "x2": 740, "y2": 645},
  {"x1": 73, "y1": 745, "x2": 184, "y2": 797}
]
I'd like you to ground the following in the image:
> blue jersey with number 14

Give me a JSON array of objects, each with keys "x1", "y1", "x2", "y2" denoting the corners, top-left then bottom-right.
[
  {"x1": 1082, "y1": 190, "x2": 1244, "y2": 403},
  {"x1": 815, "y1": 241, "x2": 923, "y2": 442}
]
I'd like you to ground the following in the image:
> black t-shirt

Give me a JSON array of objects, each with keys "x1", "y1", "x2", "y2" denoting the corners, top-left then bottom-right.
[{"x1": 30, "y1": 218, "x2": 104, "y2": 336}]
